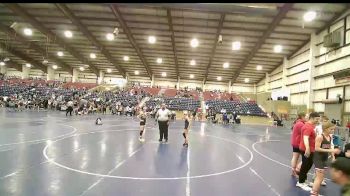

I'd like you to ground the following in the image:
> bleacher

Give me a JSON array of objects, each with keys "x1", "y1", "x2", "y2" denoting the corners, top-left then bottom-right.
[
  {"x1": 163, "y1": 88, "x2": 177, "y2": 97},
  {"x1": 84, "y1": 91, "x2": 141, "y2": 107},
  {"x1": 0, "y1": 78, "x2": 91, "y2": 101},
  {"x1": 203, "y1": 91, "x2": 240, "y2": 101},
  {"x1": 142, "y1": 87, "x2": 161, "y2": 96},
  {"x1": 62, "y1": 82, "x2": 97, "y2": 90},
  {"x1": 146, "y1": 97, "x2": 200, "y2": 111},
  {"x1": 0, "y1": 78, "x2": 265, "y2": 116},
  {"x1": 206, "y1": 100, "x2": 266, "y2": 116}
]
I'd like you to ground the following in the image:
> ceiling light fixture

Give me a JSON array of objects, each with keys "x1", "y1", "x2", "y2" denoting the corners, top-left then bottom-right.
[
  {"x1": 161, "y1": 72, "x2": 166, "y2": 77},
  {"x1": 0, "y1": 62, "x2": 5, "y2": 66},
  {"x1": 190, "y1": 38, "x2": 199, "y2": 48},
  {"x1": 90, "y1": 53, "x2": 96, "y2": 59},
  {"x1": 23, "y1": 28, "x2": 32, "y2": 36},
  {"x1": 148, "y1": 36, "x2": 156, "y2": 44},
  {"x1": 79, "y1": 67, "x2": 85, "y2": 71},
  {"x1": 256, "y1": 65, "x2": 262, "y2": 70},
  {"x1": 134, "y1": 70, "x2": 139, "y2": 75},
  {"x1": 190, "y1": 59, "x2": 196, "y2": 66},
  {"x1": 157, "y1": 58, "x2": 162, "y2": 64},
  {"x1": 64, "y1": 30, "x2": 73, "y2": 38},
  {"x1": 223, "y1": 62, "x2": 229, "y2": 68},
  {"x1": 57, "y1": 51, "x2": 64, "y2": 57},
  {"x1": 232, "y1": 41, "x2": 241, "y2": 50},
  {"x1": 190, "y1": 74, "x2": 194, "y2": 79},
  {"x1": 52, "y1": 65, "x2": 58, "y2": 70},
  {"x1": 303, "y1": 11, "x2": 317, "y2": 22},
  {"x1": 123, "y1": 56, "x2": 129, "y2": 61},
  {"x1": 25, "y1": 63, "x2": 31, "y2": 68},
  {"x1": 107, "y1": 68, "x2": 112, "y2": 73},
  {"x1": 244, "y1": 78, "x2": 250, "y2": 83},
  {"x1": 3, "y1": 58, "x2": 10, "y2": 62},
  {"x1": 106, "y1": 33, "x2": 115, "y2": 41},
  {"x1": 217, "y1": 76, "x2": 222, "y2": 81},
  {"x1": 274, "y1": 45, "x2": 282, "y2": 53}
]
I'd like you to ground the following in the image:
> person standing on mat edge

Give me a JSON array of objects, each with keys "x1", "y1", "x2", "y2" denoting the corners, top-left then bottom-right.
[
  {"x1": 297, "y1": 112, "x2": 320, "y2": 191},
  {"x1": 182, "y1": 111, "x2": 190, "y2": 147},
  {"x1": 156, "y1": 103, "x2": 171, "y2": 143},
  {"x1": 290, "y1": 112, "x2": 306, "y2": 177}
]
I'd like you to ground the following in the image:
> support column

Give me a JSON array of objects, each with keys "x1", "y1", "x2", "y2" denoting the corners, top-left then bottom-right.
[
  {"x1": 177, "y1": 76, "x2": 180, "y2": 90},
  {"x1": 0, "y1": 65, "x2": 7, "y2": 74},
  {"x1": 47, "y1": 66, "x2": 55, "y2": 81},
  {"x1": 202, "y1": 80, "x2": 206, "y2": 91},
  {"x1": 228, "y1": 80, "x2": 232, "y2": 93},
  {"x1": 265, "y1": 73, "x2": 270, "y2": 92},
  {"x1": 150, "y1": 74, "x2": 155, "y2": 88},
  {"x1": 22, "y1": 64, "x2": 30, "y2": 79},
  {"x1": 72, "y1": 68, "x2": 79, "y2": 83},
  {"x1": 282, "y1": 57, "x2": 288, "y2": 90},
  {"x1": 254, "y1": 83, "x2": 257, "y2": 94},
  {"x1": 126, "y1": 72, "x2": 130, "y2": 82},
  {"x1": 306, "y1": 33, "x2": 317, "y2": 112},
  {"x1": 98, "y1": 70, "x2": 105, "y2": 85}
]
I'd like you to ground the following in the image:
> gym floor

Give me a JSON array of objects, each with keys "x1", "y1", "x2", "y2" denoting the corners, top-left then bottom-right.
[{"x1": 0, "y1": 109, "x2": 341, "y2": 196}]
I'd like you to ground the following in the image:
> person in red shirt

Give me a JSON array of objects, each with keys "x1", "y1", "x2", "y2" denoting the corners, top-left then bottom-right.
[
  {"x1": 290, "y1": 112, "x2": 306, "y2": 177},
  {"x1": 296, "y1": 112, "x2": 320, "y2": 192}
]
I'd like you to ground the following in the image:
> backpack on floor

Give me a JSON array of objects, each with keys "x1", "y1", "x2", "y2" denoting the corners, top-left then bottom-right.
[{"x1": 96, "y1": 117, "x2": 102, "y2": 125}]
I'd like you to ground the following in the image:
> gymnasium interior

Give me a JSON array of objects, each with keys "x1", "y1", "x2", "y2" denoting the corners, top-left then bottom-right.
[{"x1": 0, "y1": 3, "x2": 350, "y2": 196}]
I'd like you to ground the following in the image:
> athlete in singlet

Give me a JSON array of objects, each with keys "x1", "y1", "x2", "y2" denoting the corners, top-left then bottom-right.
[
  {"x1": 138, "y1": 111, "x2": 147, "y2": 142},
  {"x1": 310, "y1": 122, "x2": 341, "y2": 196},
  {"x1": 183, "y1": 111, "x2": 190, "y2": 147}
]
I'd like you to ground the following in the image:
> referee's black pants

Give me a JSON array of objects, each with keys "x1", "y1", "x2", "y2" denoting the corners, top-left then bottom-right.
[
  {"x1": 66, "y1": 106, "x2": 73, "y2": 116},
  {"x1": 158, "y1": 120, "x2": 169, "y2": 141}
]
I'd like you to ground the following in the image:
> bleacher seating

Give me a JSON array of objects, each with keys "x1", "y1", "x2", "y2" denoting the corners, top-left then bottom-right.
[
  {"x1": 62, "y1": 82, "x2": 97, "y2": 90},
  {"x1": 188, "y1": 90, "x2": 199, "y2": 100},
  {"x1": 0, "y1": 78, "x2": 265, "y2": 117},
  {"x1": 146, "y1": 97, "x2": 200, "y2": 111},
  {"x1": 142, "y1": 87, "x2": 161, "y2": 96},
  {"x1": 84, "y1": 91, "x2": 142, "y2": 107},
  {"x1": 206, "y1": 100, "x2": 266, "y2": 116},
  {"x1": 203, "y1": 91, "x2": 239, "y2": 101},
  {"x1": 0, "y1": 78, "x2": 91, "y2": 102},
  {"x1": 163, "y1": 88, "x2": 177, "y2": 97}
]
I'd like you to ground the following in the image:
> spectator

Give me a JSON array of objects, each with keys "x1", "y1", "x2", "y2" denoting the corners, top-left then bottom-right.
[{"x1": 330, "y1": 157, "x2": 350, "y2": 196}]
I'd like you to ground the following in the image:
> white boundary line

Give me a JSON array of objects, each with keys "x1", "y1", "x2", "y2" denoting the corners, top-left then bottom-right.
[
  {"x1": 43, "y1": 130, "x2": 254, "y2": 180},
  {"x1": 0, "y1": 124, "x2": 77, "y2": 147},
  {"x1": 186, "y1": 143, "x2": 191, "y2": 196},
  {"x1": 79, "y1": 146, "x2": 144, "y2": 196},
  {"x1": 252, "y1": 140, "x2": 331, "y2": 181},
  {"x1": 249, "y1": 167, "x2": 281, "y2": 196},
  {"x1": 0, "y1": 147, "x2": 85, "y2": 180}
]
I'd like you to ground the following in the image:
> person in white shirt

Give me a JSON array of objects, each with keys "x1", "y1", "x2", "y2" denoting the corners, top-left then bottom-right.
[
  {"x1": 156, "y1": 104, "x2": 171, "y2": 143},
  {"x1": 315, "y1": 116, "x2": 329, "y2": 136},
  {"x1": 221, "y1": 108, "x2": 226, "y2": 114},
  {"x1": 66, "y1": 100, "x2": 74, "y2": 116}
]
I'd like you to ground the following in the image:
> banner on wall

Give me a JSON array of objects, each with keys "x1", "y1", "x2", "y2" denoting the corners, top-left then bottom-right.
[
  {"x1": 104, "y1": 78, "x2": 127, "y2": 87},
  {"x1": 335, "y1": 76, "x2": 350, "y2": 85},
  {"x1": 271, "y1": 88, "x2": 290, "y2": 100}
]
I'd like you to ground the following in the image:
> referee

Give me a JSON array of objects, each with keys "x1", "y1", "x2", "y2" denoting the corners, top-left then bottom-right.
[{"x1": 156, "y1": 103, "x2": 171, "y2": 143}]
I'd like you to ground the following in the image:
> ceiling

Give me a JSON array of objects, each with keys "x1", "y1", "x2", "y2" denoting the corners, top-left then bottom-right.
[{"x1": 0, "y1": 3, "x2": 349, "y2": 84}]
